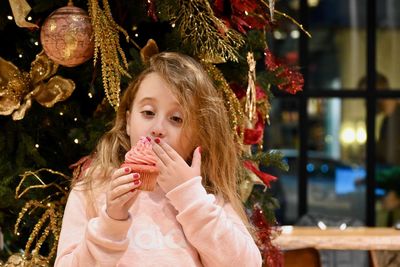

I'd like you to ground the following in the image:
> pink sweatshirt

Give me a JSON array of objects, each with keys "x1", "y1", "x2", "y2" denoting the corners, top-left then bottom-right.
[{"x1": 55, "y1": 176, "x2": 262, "y2": 267}]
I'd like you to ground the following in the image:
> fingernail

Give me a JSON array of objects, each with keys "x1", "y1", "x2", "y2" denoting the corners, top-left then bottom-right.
[
  {"x1": 198, "y1": 146, "x2": 202, "y2": 154},
  {"x1": 133, "y1": 173, "x2": 140, "y2": 179},
  {"x1": 146, "y1": 136, "x2": 151, "y2": 142},
  {"x1": 125, "y1": 167, "x2": 130, "y2": 173},
  {"x1": 134, "y1": 180, "x2": 141, "y2": 185},
  {"x1": 155, "y1": 138, "x2": 160, "y2": 144}
]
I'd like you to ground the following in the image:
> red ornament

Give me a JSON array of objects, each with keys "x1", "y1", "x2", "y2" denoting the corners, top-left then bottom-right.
[
  {"x1": 40, "y1": 4, "x2": 94, "y2": 67},
  {"x1": 243, "y1": 112, "x2": 265, "y2": 145}
]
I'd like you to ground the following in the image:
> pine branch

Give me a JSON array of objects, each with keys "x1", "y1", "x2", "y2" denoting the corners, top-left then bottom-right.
[{"x1": 243, "y1": 150, "x2": 289, "y2": 172}]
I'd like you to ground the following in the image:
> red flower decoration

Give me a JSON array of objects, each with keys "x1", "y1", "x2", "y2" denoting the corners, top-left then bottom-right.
[
  {"x1": 243, "y1": 160, "x2": 277, "y2": 187},
  {"x1": 264, "y1": 48, "x2": 304, "y2": 95},
  {"x1": 212, "y1": 0, "x2": 270, "y2": 33}
]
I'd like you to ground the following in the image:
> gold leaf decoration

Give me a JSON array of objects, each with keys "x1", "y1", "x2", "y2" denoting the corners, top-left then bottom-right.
[
  {"x1": 88, "y1": 0, "x2": 131, "y2": 110},
  {"x1": 0, "y1": 51, "x2": 75, "y2": 120},
  {"x1": 11, "y1": 168, "x2": 70, "y2": 266},
  {"x1": 140, "y1": 39, "x2": 159, "y2": 64},
  {"x1": 174, "y1": 0, "x2": 244, "y2": 63}
]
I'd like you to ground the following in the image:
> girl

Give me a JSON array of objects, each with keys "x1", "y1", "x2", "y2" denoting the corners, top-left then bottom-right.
[{"x1": 55, "y1": 52, "x2": 262, "y2": 266}]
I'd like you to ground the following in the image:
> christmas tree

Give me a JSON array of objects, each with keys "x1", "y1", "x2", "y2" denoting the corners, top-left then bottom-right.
[{"x1": 0, "y1": 0, "x2": 304, "y2": 266}]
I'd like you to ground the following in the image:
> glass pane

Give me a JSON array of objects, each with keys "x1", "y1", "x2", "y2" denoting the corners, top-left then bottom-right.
[
  {"x1": 307, "y1": 98, "x2": 366, "y2": 223},
  {"x1": 263, "y1": 98, "x2": 299, "y2": 225},
  {"x1": 377, "y1": 1, "x2": 400, "y2": 90},
  {"x1": 308, "y1": 1, "x2": 367, "y2": 90},
  {"x1": 268, "y1": 1, "x2": 300, "y2": 65},
  {"x1": 264, "y1": 98, "x2": 299, "y2": 150},
  {"x1": 375, "y1": 98, "x2": 400, "y2": 226}
]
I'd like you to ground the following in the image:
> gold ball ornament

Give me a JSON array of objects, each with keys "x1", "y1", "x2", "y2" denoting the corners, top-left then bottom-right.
[{"x1": 40, "y1": 3, "x2": 94, "y2": 67}]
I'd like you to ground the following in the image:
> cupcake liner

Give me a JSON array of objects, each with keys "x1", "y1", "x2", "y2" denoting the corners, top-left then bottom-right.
[
  {"x1": 121, "y1": 163, "x2": 159, "y2": 191},
  {"x1": 135, "y1": 171, "x2": 158, "y2": 191}
]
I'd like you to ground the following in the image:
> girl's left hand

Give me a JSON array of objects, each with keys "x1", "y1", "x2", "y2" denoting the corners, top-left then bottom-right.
[{"x1": 152, "y1": 138, "x2": 201, "y2": 193}]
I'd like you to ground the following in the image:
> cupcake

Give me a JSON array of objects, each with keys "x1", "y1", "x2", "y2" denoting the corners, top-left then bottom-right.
[{"x1": 121, "y1": 137, "x2": 159, "y2": 191}]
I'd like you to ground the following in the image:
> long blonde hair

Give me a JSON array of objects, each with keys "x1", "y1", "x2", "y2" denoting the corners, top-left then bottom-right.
[{"x1": 80, "y1": 52, "x2": 248, "y2": 225}]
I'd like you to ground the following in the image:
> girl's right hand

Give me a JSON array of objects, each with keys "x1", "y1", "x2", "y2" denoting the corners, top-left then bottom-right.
[{"x1": 106, "y1": 167, "x2": 141, "y2": 220}]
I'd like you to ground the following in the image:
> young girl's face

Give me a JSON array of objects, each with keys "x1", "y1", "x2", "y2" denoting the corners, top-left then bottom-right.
[{"x1": 126, "y1": 73, "x2": 193, "y2": 160}]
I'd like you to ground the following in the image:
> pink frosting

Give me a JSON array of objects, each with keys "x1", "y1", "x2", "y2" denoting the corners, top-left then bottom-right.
[{"x1": 124, "y1": 137, "x2": 157, "y2": 166}]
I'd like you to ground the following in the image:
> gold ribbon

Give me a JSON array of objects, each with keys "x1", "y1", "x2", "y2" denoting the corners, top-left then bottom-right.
[
  {"x1": 8, "y1": 0, "x2": 39, "y2": 28},
  {"x1": 0, "y1": 51, "x2": 75, "y2": 120},
  {"x1": 245, "y1": 52, "x2": 257, "y2": 125}
]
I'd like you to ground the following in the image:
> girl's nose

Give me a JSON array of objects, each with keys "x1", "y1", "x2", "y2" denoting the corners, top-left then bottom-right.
[
  {"x1": 151, "y1": 130, "x2": 164, "y2": 138},
  {"x1": 151, "y1": 118, "x2": 166, "y2": 138}
]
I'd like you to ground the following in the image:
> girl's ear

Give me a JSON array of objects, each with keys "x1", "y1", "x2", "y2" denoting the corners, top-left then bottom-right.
[{"x1": 126, "y1": 111, "x2": 131, "y2": 136}]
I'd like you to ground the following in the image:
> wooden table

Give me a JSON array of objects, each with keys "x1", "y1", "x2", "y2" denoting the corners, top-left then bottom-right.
[{"x1": 273, "y1": 226, "x2": 400, "y2": 251}]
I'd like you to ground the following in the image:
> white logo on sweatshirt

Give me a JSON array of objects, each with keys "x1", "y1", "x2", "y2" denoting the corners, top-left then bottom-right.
[{"x1": 132, "y1": 226, "x2": 187, "y2": 250}]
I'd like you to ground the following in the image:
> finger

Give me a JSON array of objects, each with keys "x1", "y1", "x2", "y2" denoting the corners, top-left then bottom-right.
[
  {"x1": 152, "y1": 142, "x2": 172, "y2": 166},
  {"x1": 111, "y1": 173, "x2": 140, "y2": 189},
  {"x1": 124, "y1": 189, "x2": 141, "y2": 207},
  {"x1": 110, "y1": 189, "x2": 139, "y2": 207},
  {"x1": 111, "y1": 166, "x2": 132, "y2": 180},
  {"x1": 155, "y1": 157, "x2": 166, "y2": 170},
  {"x1": 154, "y1": 138, "x2": 180, "y2": 161},
  {"x1": 110, "y1": 180, "x2": 141, "y2": 201},
  {"x1": 191, "y1": 146, "x2": 202, "y2": 172}
]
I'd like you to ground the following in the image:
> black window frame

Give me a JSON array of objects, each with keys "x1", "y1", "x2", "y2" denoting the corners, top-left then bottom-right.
[{"x1": 272, "y1": 0, "x2": 400, "y2": 226}]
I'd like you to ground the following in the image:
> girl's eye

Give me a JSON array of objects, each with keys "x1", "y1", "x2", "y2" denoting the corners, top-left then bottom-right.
[
  {"x1": 141, "y1": 110, "x2": 155, "y2": 117},
  {"x1": 170, "y1": 116, "x2": 183, "y2": 124}
]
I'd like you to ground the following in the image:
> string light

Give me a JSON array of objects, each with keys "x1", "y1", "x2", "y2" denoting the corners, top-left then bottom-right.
[
  {"x1": 171, "y1": 23, "x2": 176, "y2": 28},
  {"x1": 7, "y1": 15, "x2": 13, "y2": 20},
  {"x1": 88, "y1": 92, "x2": 93, "y2": 98},
  {"x1": 273, "y1": 30, "x2": 286, "y2": 40},
  {"x1": 74, "y1": 117, "x2": 78, "y2": 122},
  {"x1": 59, "y1": 112, "x2": 64, "y2": 116},
  {"x1": 27, "y1": 16, "x2": 32, "y2": 21},
  {"x1": 73, "y1": 139, "x2": 79, "y2": 144},
  {"x1": 244, "y1": 11, "x2": 249, "y2": 16},
  {"x1": 135, "y1": 33, "x2": 139, "y2": 37},
  {"x1": 18, "y1": 54, "x2": 23, "y2": 58},
  {"x1": 308, "y1": 0, "x2": 320, "y2": 7},
  {"x1": 290, "y1": 30, "x2": 300, "y2": 39},
  {"x1": 35, "y1": 144, "x2": 39, "y2": 148},
  {"x1": 34, "y1": 41, "x2": 39, "y2": 46}
]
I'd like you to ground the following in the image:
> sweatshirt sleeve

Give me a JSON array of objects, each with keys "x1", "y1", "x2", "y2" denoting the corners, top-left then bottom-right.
[
  {"x1": 165, "y1": 176, "x2": 262, "y2": 267},
  {"x1": 55, "y1": 188, "x2": 132, "y2": 267}
]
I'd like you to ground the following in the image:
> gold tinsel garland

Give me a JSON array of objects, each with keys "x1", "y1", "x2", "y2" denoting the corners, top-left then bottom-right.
[
  {"x1": 203, "y1": 63, "x2": 244, "y2": 142},
  {"x1": 175, "y1": 0, "x2": 244, "y2": 63},
  {"x1": 0, "y1": 169, "x2": 70, "y2": 266},
  {"x1": 87, "y1": 0, "x2": 131, "y2": 109}
]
